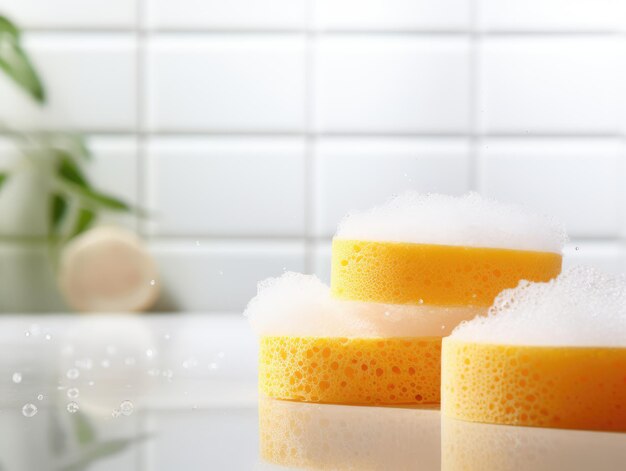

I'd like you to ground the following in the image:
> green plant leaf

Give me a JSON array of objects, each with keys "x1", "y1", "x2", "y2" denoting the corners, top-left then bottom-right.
[
  {"x1": 72, "y1": 411, "x2": 97, "y2": 446},
  {"x1": 75, "y1": 186, "x2": 132, "y2": 212},
  {"x1": 0, "y1": 172, "x2": 8, "y2": 191},
  {"x1": 51, "y1": 134, "x2": 91, "y2": 161},
  {"x1": 72, "y1": 207, "x2": 96, "y2": 238},
  {"x1": 49, "y1": 193, "x2": 68, "y2": 234},
  {"x1": 0, "y1": 15, "x2": 20, "y2": 40},
  {"x1": 0, "y1": 17, "x2": 45, "y2": 103},
  {"x1": 57, "y1": 155, "x2": 89, "y2": 187},
  {"x1": 67, "y1": 134, "x2": 91, "y2": 160}
]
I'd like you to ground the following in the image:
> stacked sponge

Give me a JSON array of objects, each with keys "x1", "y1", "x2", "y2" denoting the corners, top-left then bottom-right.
[
  {"x1": 442, "y1": 266, "x2": 626, "y2": 432},
  {"x1": 246, "y1": 192, "x2": 565, "y2": 405}
]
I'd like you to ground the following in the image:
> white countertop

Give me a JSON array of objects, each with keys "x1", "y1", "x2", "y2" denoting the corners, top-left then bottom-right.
[{"x1": 0, "y1": 314, "x2": 624, "y2": 471}]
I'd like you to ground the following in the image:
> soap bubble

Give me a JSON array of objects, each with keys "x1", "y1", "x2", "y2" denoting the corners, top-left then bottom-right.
[
  {"x1": 245, "y1": 272, "x2": 481, "y2": 337},
  {"x1": 67, "y1": 388, "x2": 80, "y2": 400},
  {"x1": 12, "y1": 372, "x2": 22, "y2": 384},
  {"x1": 450, "y1": 266, "x2": 626, "y2": 347},
  {"x1": 120, "y1": 400, "x2": 134, "y2": 416},
  {"x1": 66, "y1": 368, "x2": 80, "y2": 380},
  {"x1": 22, "y1": 403, "x2": 37, "y2": 417},
  {"x1": 67, "y1": 402, "x2": 79, "y2": 414},
  {"x1": 336, "y1": 192, "x2": 566, "y2": 253}
]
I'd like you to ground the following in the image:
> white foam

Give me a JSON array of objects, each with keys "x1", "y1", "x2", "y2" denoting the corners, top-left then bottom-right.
[
  {"x1": 336, "y1": 192, "x2": 566, "y2": 253},
  {"x1": 245, "y1": 272, "x2": 480, "y2": 337},
  {"x1": 450, "y1": 266, "x2": 626, "y2": 347}
]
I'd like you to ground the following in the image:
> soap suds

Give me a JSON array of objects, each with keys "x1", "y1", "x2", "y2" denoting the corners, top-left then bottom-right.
[
  {"x1": 336, "y1": 192, "x2": 566, "y2": 253},
  {"x1": 245, "y1": 272, "x2": 480, "y2": 337},
  {"x1": 451, "y1": 266, "x2": 626, "y2": 347}
]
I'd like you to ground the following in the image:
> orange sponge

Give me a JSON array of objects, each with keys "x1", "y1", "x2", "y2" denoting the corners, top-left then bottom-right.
[
  {"x1": 259, "y1": 336, "x2": 442, "y2": 405},
  {"x1": 441, "y1": 339, "x2": 626, "y2": 432},
  {"x1": 331, "y1": 239, "x2": 562, "y2": 306}
]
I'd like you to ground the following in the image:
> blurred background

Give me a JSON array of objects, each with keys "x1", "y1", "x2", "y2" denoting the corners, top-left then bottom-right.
[{"x1": 1, "y1": 0, "x2": 626, "y2": 314}]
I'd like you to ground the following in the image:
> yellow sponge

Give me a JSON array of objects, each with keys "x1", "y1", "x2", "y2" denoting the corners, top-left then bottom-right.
[
  {"x1": 259, "y1": 336, "x2": 441, "y2": 405},
  {"x1": 441, "y1": 339, "x2": 626, "y2": 432},
  {"x1": 331, "y1": 239, "x2": 562, "y2": 306}
]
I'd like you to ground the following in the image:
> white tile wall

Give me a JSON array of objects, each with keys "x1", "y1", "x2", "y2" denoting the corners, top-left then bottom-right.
[
  {"x1": 146, "y1": 36, "x2": 306, "y2": 132},
  {"x1": 478, "y1": 37, "x2": 625, "y2": 134},
  {"x1": 1, "y1": 1, "x2": 626, "y2": 314},
  {"x1": 147, "y1": 137, "x2": 306, "y2": 236},
  {"x1": 313, "y1": 0, "x2": 472, "y2": 31},
  {"x1": 0, "y1": 35, "x2": 137, "y2": 131},
  {"x1": 314, "y1": 36, "x2": 471, "y2": 133},
  {"x1": 478, "y1": 0, "x2": 626, "y2": 32},
  {"x1": 151, "y1": 241, "x2": 306, "y2": 312},
  {"x1": 314, "y1": 138, "x2": 471, "y2": 236},
  {"x1": 146, "y1": 0, "x2": 307, "y2": 30},
  {"x1": 0, "y1": 0, "x2": 137, "y2": 29},
  {"x1": 479, "y1": 138, "x2": 625, "y2": 237}
]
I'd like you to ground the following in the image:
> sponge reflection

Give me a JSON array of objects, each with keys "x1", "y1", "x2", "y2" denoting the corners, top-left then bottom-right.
[
  {"x1": 259, "y1": 397, "x2": 440, "y2": 470},
  {"x1": 442, "y1": 416, "x2": 626, "y2": 471}
]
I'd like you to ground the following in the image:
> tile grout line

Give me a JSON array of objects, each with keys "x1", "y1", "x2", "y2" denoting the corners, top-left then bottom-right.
[
  {"x1": 468, "y1": 0, "x2": 480, "y2": 193},
  {"x1": 136, "y1": 0, "x2": 148, "y2": 240},
  {"x1": 303, "y1": 0, "x2": 316, "y2": 274},
  {"x1": 17, "y1": 27, "x2": 624, "y2": 37},
  {"x1": 134, "y1": 2, "x2": 148, "y2": 468},
  {"x1": 5, "y1": 131, "x2": 621, "y2": 138}
]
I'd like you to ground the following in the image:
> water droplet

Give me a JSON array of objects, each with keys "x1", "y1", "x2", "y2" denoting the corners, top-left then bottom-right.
[
  {"x1": 37, "y1": 394, "x2": 44, "y2": 401},
  {"x1": 45, "y1": 334, "x2": 52, "y2": 341},
  {"x1": 209, "y1": 362, "x2": 218, "y2": 370},
  {"x1": 124, "y1": 357, "x2": 136, "y2": 366},
  {"x1": 575, "y1": 246, "x2": 580, "y2": 251},
  {"x1": 119, "y1": 400, "x2": 134, "y2": 416},
  {"x1": 12, "y1": 372, "x2": 22, "y2": 384},
  {"x1": 441, "y1": 325, "x2": 446, "y2": 330},
  {"x1": 24, "y1": 331, "x2": 30, "y2": 337},
  {"x1": 418, "y1": 299, "x2": 424, "y2": 305},
  {"x1": 145, "y1": 349, "x2": 154, "y2": 358},
  {"x1": 66, "y1": 368, "x2": 80, "y2": 380},
  {"x1": 101, "y1": 359, "x2": 111, "y2": 368},
  {"x1": 163, "y1": 333, "x2": 171, "y2": 341},
  {"x1": 150, "y1": 279, "x2": 156, "y2": 286},
  {"x1": 384, "y1": 311, "x2": 390, "y2": 317},
  {"x1": 66, "y1": 402, "x2": 79, "y2": 414},
  {"x1": 88, "y1": 381, "x2": 95, "y2": 386},
  {"x1": 22, "y1": 403, "x2": 37, "y2": 417},
  {"x1": 67, "y1": 388, "x2": 79, "y2": 400},
  {"x1": 111, "y1": 408, "x2": 121, "y2": 418}
]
